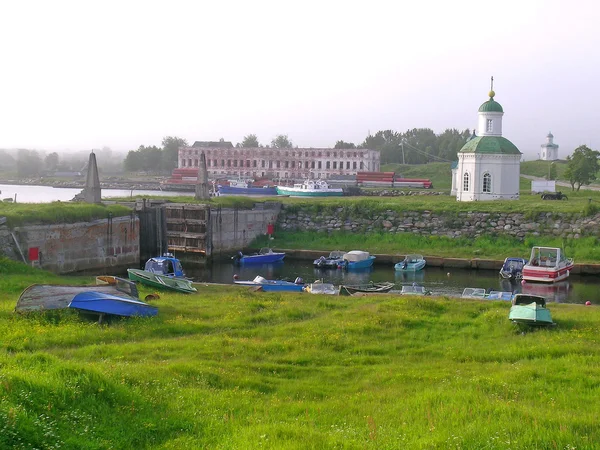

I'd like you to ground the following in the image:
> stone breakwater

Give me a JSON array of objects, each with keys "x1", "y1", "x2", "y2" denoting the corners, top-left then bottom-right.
[{"x1": 278, "y1": 207, "x2": 600, "y2": 239}]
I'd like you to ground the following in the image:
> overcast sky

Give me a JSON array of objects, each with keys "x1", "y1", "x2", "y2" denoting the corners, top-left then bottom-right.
[{"x1": 0, "y1": 0, "x2": 598, "y2": 160}]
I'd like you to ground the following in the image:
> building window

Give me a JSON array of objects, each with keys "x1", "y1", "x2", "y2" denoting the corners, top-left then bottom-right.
[
  {"x1": 340, "y1": 161, "x2": 343, "y2": 169},
  {"x1": 188, "y1": 159, "x2": 192, "y2": 167},
  {"x1": 261, "y1": 160, "x2": 266, "y2": 168},
  {"x1": 253, "y1": 160, "x2": 257, "y2": 167},
  {"x1": 207, "y1": 159, "x2": 211, "y2": 167},
  {"x1": 291, "y1": 161, "x2": 295, "y2": 168},
  {"x1": 246, "y1": 160, "x2": 250, "y2": 167},
  {"x1": 285, "y1": 161, "x2": 289, "y2": 168},
  {"x1": 233, "y1": 160, "x2": 238, "y2": 167},
  {"x1": 311, "y1": 161, "x2": 315, "y2": 169},
  {"x1": 318, "y1": 161, "x2": 322, "y2": 169},
  {"x1": 483, "y1": 172, "x2": 491, "y2": 193},
  {"x1": 220, "y1": 159, "x2": 224, "y2": 167},
  {"x1": 277, "y1": 161, "x2": 281, "y2": 168},
  {"x1": 463, "y1": 172, "x2": 470, "y2": 191},
  {"x1": 305, "y1": 161, "x2": 310, "y2": 169},
  {"x1": 486, "y1": 119, "x2": 493, "y2": 133},
  {"x1": 333, "y1": 162, "x2": 337, "y2": 169},
  {"x1": 360, "y1": 162, "x2": 364, "y2": 169},
  {"x1": 227, "y1": 160, "x2": 231, "y2": 167},
  {"x1": 182, "y1": 159, "x2": 186, "y2": 167},
  {"x1": 346, "y1": 161, "x2": 350, "y2": 169},
  {"x1": 214, "y1": 159, "x2": 217, "y2": 167},
  {"x1": 326, "y1": 161, "x2": 330, "y2": 169}
]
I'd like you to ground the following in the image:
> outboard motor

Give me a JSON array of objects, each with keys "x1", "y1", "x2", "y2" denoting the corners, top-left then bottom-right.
[{"x1": 294, "y1": 277, "x2": 304, "y2": 285}]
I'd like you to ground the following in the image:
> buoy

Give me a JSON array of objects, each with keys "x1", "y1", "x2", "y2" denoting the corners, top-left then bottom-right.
[
  {"x1": 521, "y1": 280, "x2": 526, "y2": 285},
  {"x1": 586, "y1": 301, "x2": 592, "y2": 306},
  {"x1": 447, "y1": 272, "x2": 451, "y2": 277},
  {"x1": 233, "y1": 274, "x2": 239, "y2": 280}
]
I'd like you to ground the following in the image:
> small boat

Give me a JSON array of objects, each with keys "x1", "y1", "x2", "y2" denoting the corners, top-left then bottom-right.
[
  {"x1": 69, "y1": 291, "x2": 158, "y2": 317},
  {"x1": 509, "y1": 294, "x2": 554, "y2": 326},
  {"x1": 461, "y1": 288, "x2": 488, "y2": 299},
  {"x1": 217, "y1": 178, "x2": 278, "y2": 196},
  {"x1": 313, "y1": 251, "x2": 346, "y2": 268},
  {"x1": 15, "y1": 280, "x2": 139, "y2": 313},
  {"x1": 394, "y1": 254, "x2": 426, "y2": 271},
  {"x1": 127, "y1": 269, "x2": 197, "y2": 294},
  {"x1": 486, "y1": 291, "x2": 514, "y2": 301},
  {"x1": 338, "y1": 250, "x2": 376, "y2": 270},
  {"x1": 143, "y1": 253, "x2": 187, "y2": 278},
  {"x1": 461, "y1": 288, "x2": 513, "y2": 300},
  {"x1": 522, "y1": 246, "x2": 574, "y2": 283},
  {"x1": 339, "y1": 281, "x2": 395, "y2": 296},
  {"x1": 275, "y1": 179, "x2": 344, "y2": 197},
  {"x1": 400, "y1": 284, "x2": 431, "y2": 295},
  {"x1": 499, "y1": 257, "x2": 528, "y2": 280},
  {"x1": 234, "y1": 275, "x2": 305, "y2": 292},
  {"x1": 304, "y1": 282, "x2": 339, "y2": 295},
  {"x1": 232, "y1": 248, "x2": 285, "y2": 264}
]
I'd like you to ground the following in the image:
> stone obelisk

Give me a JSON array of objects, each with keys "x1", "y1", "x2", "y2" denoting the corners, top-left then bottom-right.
[
  {"x1": 83, "y1": 151, "x2": 102, "y2": 203},
  {"x1": 195, "y1": 152, "x2": 210, "y2": 200}
]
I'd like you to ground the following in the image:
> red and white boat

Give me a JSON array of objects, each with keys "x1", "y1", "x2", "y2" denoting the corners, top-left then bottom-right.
[{"x1": 522, "y1": 246, "x2": 574, "y2": 283}]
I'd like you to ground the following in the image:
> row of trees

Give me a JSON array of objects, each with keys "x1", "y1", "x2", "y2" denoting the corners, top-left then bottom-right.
[{"x1": 123, "y1": 137, "x2": 188, "y2": 173}]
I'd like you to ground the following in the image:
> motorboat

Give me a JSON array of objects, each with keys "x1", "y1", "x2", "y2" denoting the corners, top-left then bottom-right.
[
  {"x1": 522, "y1": 247, "x2": 574, "y2": 283},
  {"x1": 127, "y1": 269, "x2": 197, "y2": 294},
  {"x1": 394, "y1": 254, "x2": 426, "y2": 271},
  {"x1": 338, "y1": 251, "x2": 376, "y2": 270},
  {"x1": 232, "y1": 248, "x2": 286, "y2": 264},
  {"x1": 313, "y1": 251, "x2": 346, "y2": 269},
  {"x1": 217, "y1": 178, "x2": 278, "y2": 196},
  {"x1": 234, "y1": 275, "x2": 305, "y2": 292},
  {"x1": 339, "y1": 281, "x2": 395, "y2": 296},
  {"x1": 509, "y1": 294, "x2": 554, "y2": 326},
  {"x1": 144, "y1": 253, "x2": 187, "y2": 278},
  {"x1": 499, "y1": 257, "x2": 528, "y2": 280},
  {"x1": 275, "y1": 179, "x2": 343, "y2": 197}
]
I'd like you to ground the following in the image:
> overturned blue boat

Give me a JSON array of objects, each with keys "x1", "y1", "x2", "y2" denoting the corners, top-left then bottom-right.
[{"x1": 69, "y1": 291, "x2": 158, "y2": 318}]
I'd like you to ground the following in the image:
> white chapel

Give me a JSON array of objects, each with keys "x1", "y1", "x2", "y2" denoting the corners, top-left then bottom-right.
[
  {"x1": 453, "y1": 80, "x2": 522, "y2": 201},
  {"x1": 540, "y1": 132, "x2": 559, "y2": 160}
]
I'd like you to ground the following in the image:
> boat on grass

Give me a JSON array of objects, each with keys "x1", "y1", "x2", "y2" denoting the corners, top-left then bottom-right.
[
  {"x1": 217, "y1": 178, "x2": 278, "y2": 196},
  {"x1": 234, "y1": 275, "x2": 305, "y2": 292},
  {"x1": 394, "y1": 254, "x2": 426, "y2": 271},
  {"x1": 69, "y1": 291, "x2": 158, "y2": 318},
  {"x1": 339, "y1": 281, "x2": 395, "y2": 296},
  {"x1": 275, "y1": 179, "x2": 343, "y2": 197},
  {"x1": 313, "y1": 251, "x2": 346, "y2": 269},
  {"x1": 486, "y1": 291, "x2": 514, "y2": 301},
  {"x1": 338, "y1": 251, "x2": 376, "y2": 270},
  {"x1": 461, "y1": 288, "x2": 513, "y2": 300},
  {"x1": 509, "y1": 294, "x2": 554, "y2": 326},
  {"x1": 400, "y1": 284, "x2": 431, "y2": 295},
  {"x1": 127, "y1": 269, "x2": 197, "y2": 294},
  {"x1": 522, "y1": 246, "x2": 574, "y2": 283},
  {"x1": 499, "y1": 257, "x2": 528, "y2": 280},
  {"x1": 15, "y1": 280, "x2": 139, "y2": 313},
  {"x1": 143, "y1": 253, "x2": 187, "y2": 278},
  {"x1": 232, "y1": 248, "x2": 285, "y2": 264},
  {"x1": 461, "y1": 288, "x2": 488, "y2": 299}
]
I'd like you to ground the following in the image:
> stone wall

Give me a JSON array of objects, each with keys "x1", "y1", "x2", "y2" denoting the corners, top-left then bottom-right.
[
  {"x1": 278, "y1": 207, "x2": 600, "y2": 239},
  {"x1": 6, "y1": 216, "x2": 139, "y2": 274}
]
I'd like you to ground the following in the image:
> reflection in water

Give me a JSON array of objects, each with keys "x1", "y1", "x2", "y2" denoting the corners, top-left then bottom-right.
[{"x1": 186, "y1": 259, "x2": 595, "y2": 304}]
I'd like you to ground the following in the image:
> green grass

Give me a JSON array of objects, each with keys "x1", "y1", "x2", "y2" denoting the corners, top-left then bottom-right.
[
  {"x1": 1, "y1": 260, "x2": 600, "y2": 448},
  {"x1": 0, "y1": 202, "x2": 131, "y2": 227},
  {"x1": 255, "y1": 232, "x2": 600, "y2": 262}
]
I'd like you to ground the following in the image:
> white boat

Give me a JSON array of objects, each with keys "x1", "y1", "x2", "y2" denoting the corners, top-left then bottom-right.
[
  {"x1": 461, "y1": 288, "x2": 488, "y2": 299},
  {"x1": 275, "y1": 179, "x2": 343, "y2": 197},
  {"x1": 304, "y1": 281, "x2": 339, "y2": 295},
  {"x1": 400, "y1": 284, "x2": 431, "y2": 295},
  {"x1": 521, "y1": 246, "x2": 574, "y2": 283}
]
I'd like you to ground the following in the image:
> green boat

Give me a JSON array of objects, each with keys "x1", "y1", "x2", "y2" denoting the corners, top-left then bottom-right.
[
  {"x1": 127, "y1": 269, "x2": 197, "y2": 294},
  {"x1": 509, "y1": 294, "x2": 553, "y2": 326}
]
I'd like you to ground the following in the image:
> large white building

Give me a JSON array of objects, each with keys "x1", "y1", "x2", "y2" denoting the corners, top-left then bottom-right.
[
  {"x1": 452, "y1": 84, "x2": 522, "y2": 201},
  {"x1": 540, "y1": 132, "x2": 559, "y2": 160}
]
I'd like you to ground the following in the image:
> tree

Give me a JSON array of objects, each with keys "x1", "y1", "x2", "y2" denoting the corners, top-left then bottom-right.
[
  {"x1": 334, "y1": 140, "x2": 356, "y2": 149},
  {"x1": 239, "y1": 134, "x2": 260, "y2": 148},
  {"x1": 17, "y1": 149, "x2": 42, "y2": 177},
  {"x1": 564, "y1": 145, "x2": 600, "y2": 191},
  {"x1": 162, "y1": 136, "x2": 188, "y2": 171},
  {"x1": 44, "y1": 152, "x2": 60, "y2": 171},
  {"x1": 271, "y1": 134, "x2": 293, "y2": 149}
]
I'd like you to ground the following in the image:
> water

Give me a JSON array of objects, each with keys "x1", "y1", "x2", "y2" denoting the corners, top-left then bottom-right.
[
  {"x1": 186, "y1": 259, "x2": 599, "y2": 304},
  {"x1": 0, "y1": 184, "x2": 190, "y2": 203}
]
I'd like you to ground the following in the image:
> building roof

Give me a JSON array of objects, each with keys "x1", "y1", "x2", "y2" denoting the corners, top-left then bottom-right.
[
  {"x1": 478, "y1": 90, "x2": 504, "y2": 113},
  {"x1": 192, "y1": 141, "x2": 234, "y2": 148},
  {"x1": 458, "y1": 136, "x2": 521, "y2": 155}
]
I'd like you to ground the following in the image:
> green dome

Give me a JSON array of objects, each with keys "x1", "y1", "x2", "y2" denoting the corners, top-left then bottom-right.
[
  {"x1": 458, "y1": 136, "x2": 521, "y2": 155},
  {"x1": 478, "y1": 99, "x2": 504, "y2": 113}
]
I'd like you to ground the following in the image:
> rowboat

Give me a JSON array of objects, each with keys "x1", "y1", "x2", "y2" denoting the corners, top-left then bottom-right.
[
  {"x1": 522, "y1": 246, "x2": 574, "y2": 283},
  {"x1": 232, "y1": 248, "x2": 285, "y2": 264},
  {"x1": 339, "y1": 281, "x2": 395, "y2": 296},
  {"x1": 234, "y1": 275, "x2": 305, "y2": 292},
  {"x1": 127, "y1": 269, "x2": 197, "y2": 294},
  {"x1": 338, "y1": 251, "x2": 376, "y2": 270},
  {"x1": 313, "y1": 251, "x2": 346, "y2": 269},
  {"x1": 394, "y1": 254, "x2": 426, "y2": 271},
  {"x1": 69, "y1": 291, "x2": 158, "y2": 317},
  {"x1": 509, "y1": 294, "x2": 553, "y2": 325}
]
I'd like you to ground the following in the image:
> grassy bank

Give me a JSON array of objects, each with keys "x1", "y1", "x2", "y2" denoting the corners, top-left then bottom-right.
[
  {"x1": 2, "y1": 259, "x2": 600, "y2": 448},
  {"x1": 254, "y1": 232, "x2": 600, "y2": 262},
  {"x1": 0, "y1": 202, "x2": 131, "y2": 227}
]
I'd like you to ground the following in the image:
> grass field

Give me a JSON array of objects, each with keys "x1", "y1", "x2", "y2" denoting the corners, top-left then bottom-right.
[{"x1": 2, "y1": 258, "x2": 600, "y2": 449}]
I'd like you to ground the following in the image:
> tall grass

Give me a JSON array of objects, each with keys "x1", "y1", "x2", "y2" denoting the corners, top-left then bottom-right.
[
  {"x1": 1, "y1": 264, "x2": 600, "y2": 448},
  {"x1": 0, "y1": 203, "x2": 131, "y2": 227}
]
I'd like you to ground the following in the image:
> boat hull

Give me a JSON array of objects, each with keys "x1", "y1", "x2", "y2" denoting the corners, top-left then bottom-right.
[
  {"x1": 509, "y1": 304, "x2": 553, "y2": 325},
  {"x1": 339, "y1": 282, "x2": 395, "y2": 296},
  {"x1": 218, "y1": 186, "x2": 278, "y2": 196},
  {"x1": 239, "y1": 254, "x2": 285, "y2": 264},
  {"x1": 234, "y1": 280, "x2": 304, "y2": 292},
  {"x1": 127, "y1": 269, "x2": 197, "y2": 294},
  {"x1": 394, "y1": 260, "x2": 426, "y2": 271},
  {"x1": 342, "y1": 256, "x2": 376, "y2": 270},
  {"x1": 522, "y1": 264, "x2": 573, "y2": 283},
  {"x1": 69, "y1": 291, "x2": 158, "y2": 317},
  {"x1": 275, "y1": 187, "x2": 343, "y2": 197}
]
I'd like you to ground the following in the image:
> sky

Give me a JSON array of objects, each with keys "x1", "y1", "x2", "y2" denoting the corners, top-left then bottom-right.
[{"x1": 0, "y1": 0, "x2": 598, "y2": 160}]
